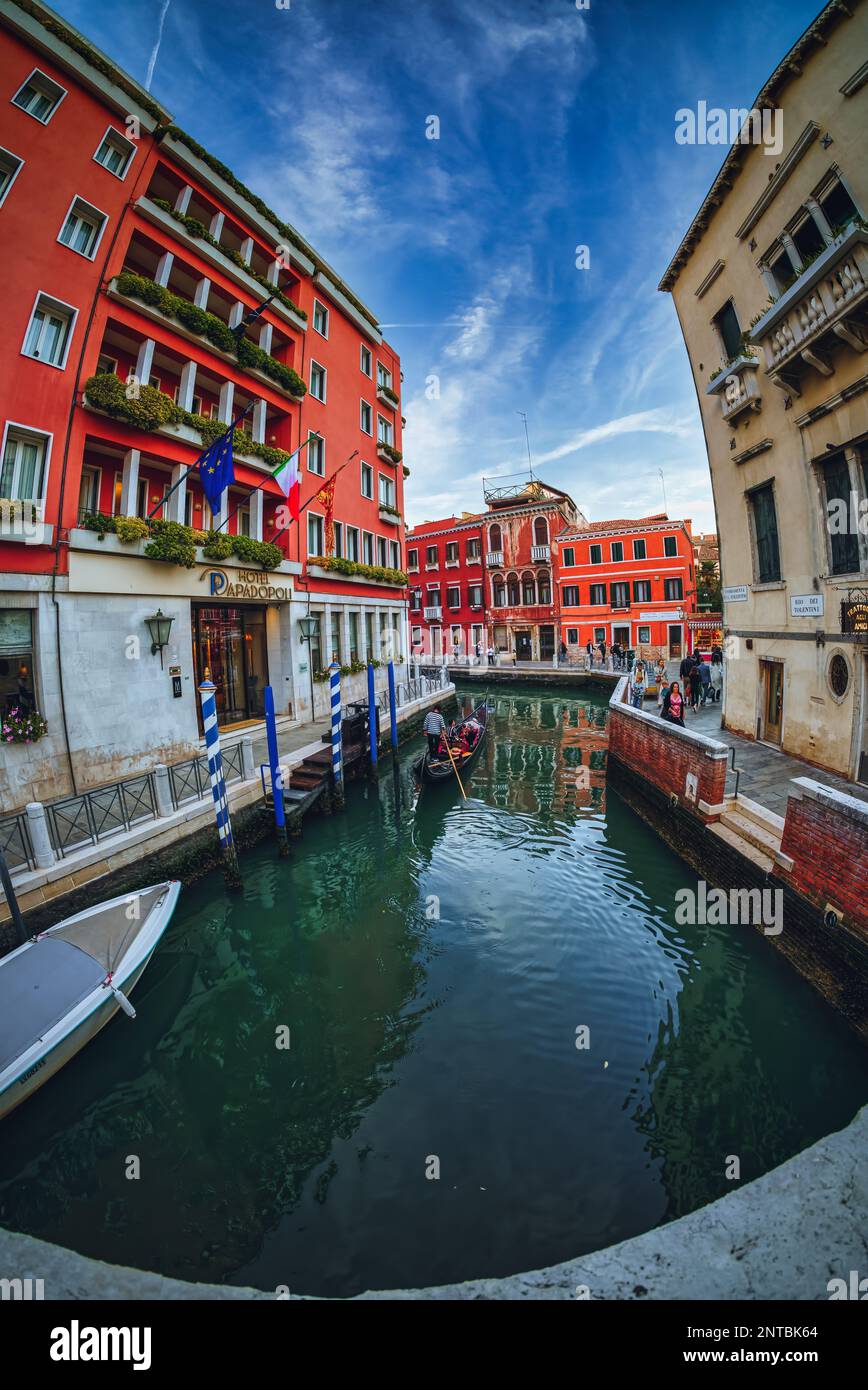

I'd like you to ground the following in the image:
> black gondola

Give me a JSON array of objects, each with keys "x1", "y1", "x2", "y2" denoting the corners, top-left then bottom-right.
[{"x1": 413, "y1": 698, "x2": 489, "y2": 785}]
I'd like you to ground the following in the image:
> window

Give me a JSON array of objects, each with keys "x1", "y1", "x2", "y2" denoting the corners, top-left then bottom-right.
[
  {"x1": 566, "y1": 628, "x2": 578, "y2": 644},
  {"x1": 0, "y1": 609, "x2": 36, "y2": 714},
  {"x1": 611, "y1": 581, "x2": 630, "y2": 608},
  {"x1": 330, "y1": 611, "x2": 342, "y2": 662},
  {"x1": 377, "y1": 415, "x2": 394, "y2": 447},
  {"x1": 633, "y1": 579, "x2": 651, "y2": 603},
  {"x1": 749, "y1": 483, "x2": 781, "y2": 584},
  {"x1": 308, "y1": 432, "x2": 325, "y2": 476},
  {"x1": 93, "y1": 127, "x2": 136, "y2": 179},
  {"x1": 411, "y1": 588, "x2": 421, "y2": 611},
  {"x1": 348, "y1": 612, "x2": 360, "y2": 662},
  {"x1": 819, "y1": 178, "x2": 860, "y2": 235},
  {"x1": 0, "y1": 147, "x2": 23, "y2": 207},
  {"x1": 426, "y1": 545, "x2": 438, "y2": 566},
  {"x1": 445, "y1": 542, "x2": 458, "y2": 564},
  {"x1": 712, "y1": 300, "x2": 742, "y2": 361},
  {"x1": 522, "y1": 574, "x2": 536, "y2": 604},
  {"x1": 346, "y1": 526, "x2": 360, "y2": 562},
  {"x1": 58, "y1": 197, "x2": 107, "y2": 259},
  {"x1": 538, "y1": 572, "x2": 551, "y2": 604},
  {"x1": 78, "y1": 464, "x2": 100, "y2": 516},
  {"x1": 563, "y1": 585, "x2": 580, "y2": 606},
  {"x1": 493, "y1": 580, "x2": 505, "y2": 606},
  {"x1": 610, "y1": 541, "x2": 623, "y2": 563},
  {"x1": 589, "y1": 583, "x2": 606, "y2": 605},
  {"x1": 791, "y1": 212, "x2": 825, "y2": 265},
  {"x1": 312, "y1": 300, "x2": 329, "y2": 337},
  {"x1": 333, "y1": 521, "x2": 343, "y2": 558},
  {"x1": 12, "y1": 69, "x2": 66, "y2": 123},
  {"x1": 533, "y1": 516, "x2": 548, "y2": 544},
  {"x1": 389, "y1": 540, "x2": 400, "y2": 570},
  {"x1": 823, "y1": 456, "x2": 860, "y2": 575},
  {"x1": 378, "y1": 474, "x2": 395, "y2": 509},
  {"x1": 236, "y1": 504, "x2": 251, "y2": 538},
  {"x1": 664, "y1": 577, "x2": 684, "y2": 601},
  {"x1": 360, "y1": 344, "x2": 372, "y2": 376},
  {"x1": 96, "y1": 353, "x2": 119, "y2": 377},
  {"x1": 377, "y1": 536, "x2": 387, "y2": 566},
  {"x1": 632, "y1": 538, "x2": 646, "y2": 560},
  {"x1": 447, "y1": 586, "x2": 461, "y2": 608},
  {"x1": 310, "y1": 360, "x2": 326, "y2": 401},
  {"x1": 466, "y1": 538, "x2": 481, "y2": 559},
  {"x1": 412, "y1": 624, "x2": 422, "y2": 646},
  {"x1": 594, "y1": 627, "x2": 606, "y2": 644},
  {"x1": 589, "y1": 544, "x2": 602, "y2": 565},
  {"x1": 638, "y1": 625, "x2": 651, "y2": 643},
  {"x1": 360, "y1": 461, "x2": 373, "y2": 498},
  {"x1": 22, "y1": 293, "x2": 76, "y2": 368},
  {"x1": 360, "y1": 400, "x2": 373, "y2": 434},
  {"x1": 468, "y1": 584, "x2": 482, "y2": 606},
  {"x1": 407, "y1": 547, "x2": 419, "y2": 569},
  {"x1": 663, "y1": 535, "x2": 677, "y2": 557},
  {"x1": 562, "y1": 546, "x2": 575, "y2": 567},
  {"x1": 1, "y1": 427, "x2": 49, "y2": 502},
  {"x1": 489, "y1": 523, "x2": 502, "y2": 552},
  {"x1": 377, "y1": 362, "x2": 392, "y2": 390},
  {"x1": 362, "y1": 531, "x2": 374, "y2": 565},
  {"x1": 135, "y1": 477, "x2": 149, "y2": 520},
  {"x1": 307, "y1": 512, "x2": 324, "y2": 557},
  {"x1": 507, "y1": 575, "x2": 520, "y2": 605}
]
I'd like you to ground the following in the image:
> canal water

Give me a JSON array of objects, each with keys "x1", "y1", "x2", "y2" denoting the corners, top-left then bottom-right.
[{"x1": 1, "y1": 684, "x2": 865, "y2": 1296}]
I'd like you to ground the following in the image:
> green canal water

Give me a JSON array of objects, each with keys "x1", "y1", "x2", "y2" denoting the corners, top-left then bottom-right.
[{"x1": 1, "y1": 684, "x2": 866, "y2": 1296}]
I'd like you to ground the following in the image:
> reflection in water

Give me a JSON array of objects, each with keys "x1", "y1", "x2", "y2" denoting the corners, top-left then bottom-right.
[{"x1": 0, "y1": 682, "x2": 865, "y2": 1296}]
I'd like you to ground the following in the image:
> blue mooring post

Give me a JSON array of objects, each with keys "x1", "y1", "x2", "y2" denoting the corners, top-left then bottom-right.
[
  {"x1": 329, "y1": 662, "x2": 345, "y2": 807},
  {"x1": 387, "y1": 659, "x2": 398, "y2": 753},
  {"x1": 198, "y1": 677, "x2": 241, "y2": 890},
  {"x1": 264, "y1": 685, "x2": 289, "y2": 856},
  {"x1": 367, "y1": 660, "x2": 378, "y2": 777}
]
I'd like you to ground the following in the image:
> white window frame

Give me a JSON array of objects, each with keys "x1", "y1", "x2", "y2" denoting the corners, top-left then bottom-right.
[
  {"x1": 377, "y1": 361, "x2": 392, "y2": 390},
  {"x1": 360, "y1": 460, "x2": 373, "y2": 499},
  {"x1": 377, "y1": 535, "x2": 388, "y2": 566},
  {"x1": 610, "y1": 541, "x2": 624, "y2": 563},
  {"x1": 589, "y1": 544, "x2": 602, "y2": 565},
  {"x1": 360, "y1": 343, "x2": 372, "y2": 376},
  {"x1": 57, "y1": 194, "x2": 108, "y2": 261},
  {"x1": 0, "y1": 146, "x2": 24, "y2": 208},
  {"x1": 78, "y1": 463, "x2": 101, "y2": 515},
  {"x1": 307, "y1": 432, "x2": 325, "y2": 477},
  {"x1": 96, "y1": 352, "x2": 119, "y2": 377},
  {"x1": 11, "y1": 68, "x2": 67, "y2": 125},
  {"x1": 362, "y1": 530, "x2": 374, "y2": 565},
  {"x1": 378, "y1": 473, "x2": 395, "y2": 508},
  {"x1": 309, "y1": 359, "x2": 327, "y2": 402},
  {"x1": 312, "y1": 299, "x2": 329, "y2": 338},
  {"x1": 360, "y1": 400, "x2": 373, "y2": 435},
  {"x1": 0, "y1": 420, "x2": 53, "y2": 504},
  {"x1": 632, "y1": 538, "x2": 646, "y2": 560},
  {"x1": 346, "y1": 525, "x2": 360, "y2": 562},
  {"x1": 377, "y1": 414, "x2": 393, "y2": 446},
  {"x1": 21, "y1": 290, "x2": 78, "y2": 370},
  {"x1": 390, "y1": 540, "x2": 400, "y2": 570},
  {"x1": 663, "y1": 535, "x2": 678, "y2": 558},
  {"x1": 92, "y1": 125, "x2": 137, "y2": 181},
  {"x1": 307, "y1": 509, "x2": 325, "y2": 558}
]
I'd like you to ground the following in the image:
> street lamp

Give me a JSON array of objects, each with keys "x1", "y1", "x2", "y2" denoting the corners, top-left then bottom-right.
[
  {"x1": 298, "y1": 616, "x2": 320, "y2": 642},
  {"x1": 144, "y1": 609, "x2": 174, "y2": 668}
]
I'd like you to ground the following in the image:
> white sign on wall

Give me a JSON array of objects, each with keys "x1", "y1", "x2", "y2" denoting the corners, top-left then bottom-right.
[
  {"x1": 790, "y1": 594, "x2": 824, "y2": 618},
  {"x1": 723, "y1": 585, "x2": 749, "y2": 603}
]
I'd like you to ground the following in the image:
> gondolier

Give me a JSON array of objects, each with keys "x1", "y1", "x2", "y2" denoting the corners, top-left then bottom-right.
[
  {"x1": 415, "y1": 697, "x2": 489, "y2": 786},
  {"x1": 423, "y1": 705, "x2": 447, "y2": 756}
]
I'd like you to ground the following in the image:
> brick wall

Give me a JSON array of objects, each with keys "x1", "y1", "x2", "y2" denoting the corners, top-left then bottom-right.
[
  {"x1": 608, "y1": 678, "x2": 728, "y2": 822},
  {"x1": 777, "y1": 779, "x2": 868, "y2": 939}
]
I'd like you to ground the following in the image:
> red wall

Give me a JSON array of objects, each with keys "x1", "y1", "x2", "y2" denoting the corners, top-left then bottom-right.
[
  {"x1": 777, "y1": 786, "x2": 868, "y2": 936},
  {"x1": 406, "y1": 517, "x2": 484, "y2": 653},
  {"x1": 608, "y1": 683, "x2": 728, "y2": 820}
]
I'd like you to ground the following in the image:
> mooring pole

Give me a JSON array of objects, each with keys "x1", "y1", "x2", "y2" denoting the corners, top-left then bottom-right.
[
  {"x1": 0, "y1": 846, "x2": 27, "y2": 946},
  {"x1": 264, "y1": 685, "x2": 289, "y2": 857},
  {"x1": 329, "y1": 661, "x2": 345, "y2": 808},
  {"x1": 367, "y1": 661, "x2": 379, "y2": 778},
  {"x1": 387, "y1": 659, "x2": 399, "y2": 754},
  {"x1": 198, "y1": 676, "x2": 242, "y2": 890}
]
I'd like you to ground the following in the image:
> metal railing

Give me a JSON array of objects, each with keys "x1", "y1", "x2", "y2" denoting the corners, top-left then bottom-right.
[
  {"x1": 46, "y1": 774, "x2": 158, "y2": 858},
  {"x1": 0, "y1": 811, "x2": 36, "y2": 873},
  {"x1": 167, "y1": 744, "x2": 244, "y2": 809}
]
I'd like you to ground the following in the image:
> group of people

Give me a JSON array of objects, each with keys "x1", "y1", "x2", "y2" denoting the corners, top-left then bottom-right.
[
  {"x1": 422, "y1": 705, "x2": 481, "y2": 759},
  {"x1": 658, "y1": 650, "x2": 723, "y2": 727}
]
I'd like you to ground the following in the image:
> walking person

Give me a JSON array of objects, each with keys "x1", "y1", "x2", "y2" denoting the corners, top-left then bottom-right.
[
  {"x1": 710, "y1": 659, "x2": 723, "y2": 704},
  {"x1": 586, "y1": 640, "x2": 594, "y2": 669},
  {"x1": 679, "y1": 652, "x2": 694, "y2": 685},
  {"x1": 662, "y1": 679, "x2": 685, "y2": 727},
  {"x1": 688, "y1": 660, "x2": 702, "y2": 712},
  {"x1": 657, "y1": 671, "x2": 670, "y2": 712},
  {"x1": 423, "y1": 705, "x2": 447, "y2": 757},
  {"x1": 487, "y1": 644, "x2": 495, "y2": 667},
  {"x1": 599, "y1": 639, "x2": 607, "y2": 669},
  {"x1": 559, "y1": 639, "x2": 568, "y2": 664},
  {"x1": 697, "y1": 656, "x2": 712, "y2": 705},
  {"x1": 629, "y1": 661, "x2": 647, "y2": 710}
]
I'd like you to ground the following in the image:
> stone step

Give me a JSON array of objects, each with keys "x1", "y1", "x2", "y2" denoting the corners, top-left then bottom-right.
[
  {"x1": 720, "y1": 807, "x2": 783, "y2": 859},
  {"x1": 733, "y1": 794, "x2": 786, "y2": 837},
  {"x1": 290, "y1": 771, "x2": 326, "y2": 790},
  {"x1": 708, "y1": 820, "x2": 776, "y2": 875}
]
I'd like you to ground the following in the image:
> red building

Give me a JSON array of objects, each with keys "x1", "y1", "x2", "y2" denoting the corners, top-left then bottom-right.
[
  {"x1": 0, "y1": 0, "x2": 407, "y2": 809},
  {"x1": 407, "y1": 478, "x2": 584, "y2": 660},
  {"x1": 556, "y1": 514, "x2": 698, "y2": 661}
]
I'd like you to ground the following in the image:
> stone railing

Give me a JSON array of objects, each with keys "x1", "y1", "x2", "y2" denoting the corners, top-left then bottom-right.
[
  {"x1": 530, "y1": 544, "x2": 550, "y2": 562},
  {"x1": 705, "y1": 355, "x2": 762, "y2": 423},
  {"x1": 486, "y1": 551, "x2": 503, "y2": 566},
  {"x1": 749, "y1": 225, "x2": 868, "y2": 389}
]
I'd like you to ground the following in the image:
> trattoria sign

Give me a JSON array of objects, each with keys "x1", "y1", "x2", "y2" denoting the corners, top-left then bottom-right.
[
  {"x1": 840, "y1": 595, "x2": 868, "y2": 635},
  {"x1": 203, "y1": 568, "x2": 290, "y2": 601}
]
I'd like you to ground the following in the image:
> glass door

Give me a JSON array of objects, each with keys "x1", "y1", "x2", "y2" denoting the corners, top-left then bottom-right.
[{"x1": 195, "y1": 606, "x2": 246, "y2": 727}]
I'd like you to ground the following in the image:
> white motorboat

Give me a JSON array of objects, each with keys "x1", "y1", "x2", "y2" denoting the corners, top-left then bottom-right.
[{"x1": 0, "y1": 881, "x2": 181, "y2": 1120}]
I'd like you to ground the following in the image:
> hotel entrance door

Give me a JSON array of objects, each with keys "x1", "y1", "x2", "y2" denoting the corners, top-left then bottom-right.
[{"x1": 193, "y1": 604, "x2": 268, "y2": 729}]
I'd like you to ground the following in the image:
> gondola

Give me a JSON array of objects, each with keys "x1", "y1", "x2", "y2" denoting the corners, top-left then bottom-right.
[{"x1": 413, "y1": 698, "x2": 489, "y2": 785}]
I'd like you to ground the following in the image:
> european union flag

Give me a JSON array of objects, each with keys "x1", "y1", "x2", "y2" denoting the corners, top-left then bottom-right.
[{"x1": 198, "y1": 427, "x2": 235, "y2": 515}]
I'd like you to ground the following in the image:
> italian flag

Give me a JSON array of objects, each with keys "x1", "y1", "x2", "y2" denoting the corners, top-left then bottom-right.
[{"x1": 276, "y1": 448, "x2": 301, "y2": 521}]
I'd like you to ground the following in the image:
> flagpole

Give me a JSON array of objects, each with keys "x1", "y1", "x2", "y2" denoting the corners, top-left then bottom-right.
[
  {"x1": 267, "y1": 450, "x2": 359, "y2": 545},
  {"x1": 145, "y1": 402, "x2": 254, "y2": 521},
  {"x1": 213, "y1": 431, "x2": 322, "y2": 536}
]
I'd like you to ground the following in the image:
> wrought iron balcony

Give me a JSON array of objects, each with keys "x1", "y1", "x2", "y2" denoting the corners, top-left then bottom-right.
[
  {"x1": 424, "y1": 605, "x2": 442, "y2": 620},
  {"x1": 531, "y1": 544, "x2": 550, "y2": 562},
  {"x1": 748, "y1": 224, "x2": 868, "y2": 394}
]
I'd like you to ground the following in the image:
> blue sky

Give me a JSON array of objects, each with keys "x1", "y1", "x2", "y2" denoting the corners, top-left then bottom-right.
[{"x1": 54, "y1": 0, "x2": 824, "y2": 530}]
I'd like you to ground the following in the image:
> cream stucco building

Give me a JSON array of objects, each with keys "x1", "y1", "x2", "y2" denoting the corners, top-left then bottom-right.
[{"x1": 660, "y1": 0, "x2": 868, "y2": 785}]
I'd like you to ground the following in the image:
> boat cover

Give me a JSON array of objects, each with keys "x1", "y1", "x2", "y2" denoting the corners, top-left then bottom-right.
[
  {"x1": 0, "y1": 939, "x2": 106, "y2": 1075},
  {"x1": 50, "y1": 885, "x2": 167, "y2": 972}
]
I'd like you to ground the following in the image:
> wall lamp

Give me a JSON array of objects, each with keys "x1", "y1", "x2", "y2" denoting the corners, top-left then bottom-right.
[
  {"x1": 145, "y1": 609, "x2": 174, "y2": 668},
  {"x1": 298, "y1": 615, "x2": 320, "y2": 642}
]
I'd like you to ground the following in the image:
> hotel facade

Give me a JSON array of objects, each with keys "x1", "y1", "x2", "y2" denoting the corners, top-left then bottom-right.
[
  {"x1": 0, "y1": 0, "x2": 409, "y2": 812},
  {"x1": 660, "y1": 0, "x2": 868, "y2": 784}
]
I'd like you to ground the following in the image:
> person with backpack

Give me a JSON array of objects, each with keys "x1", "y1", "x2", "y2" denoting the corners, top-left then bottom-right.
[{"x1": 629, "y1": 661, "x2": 647, "y2": 709}]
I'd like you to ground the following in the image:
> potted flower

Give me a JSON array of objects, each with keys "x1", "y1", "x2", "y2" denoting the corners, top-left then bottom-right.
[{"x1": 2, "y1": 706, "x2": 48, "y2": 744}]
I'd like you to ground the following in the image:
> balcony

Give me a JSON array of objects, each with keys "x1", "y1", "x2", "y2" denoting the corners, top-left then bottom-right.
[
  {"x1": 377, "y1": 386, "x2": 400, "y2": 411},
  {"x1": 486, "y1": 551, "x2": 504, "y2": 566},
  {"x1": 424, "y1": 606, "x2": 442, "y2": 620},
  {"x1": 530, "y1": 544, "x2": 550, "y2": 562},
  {"x1": 379, "y1": 507, "x2": 401, "y2": 527},
  {"x1": 748, "y1": 224, "x2": 868, "y2": 393},
  {"x1": 705, "y1": 355, "x2": 762, "y2": 424}
]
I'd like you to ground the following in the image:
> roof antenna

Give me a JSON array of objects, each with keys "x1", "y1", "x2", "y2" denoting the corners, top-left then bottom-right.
[
  {"x1": 658, "y1": 467, "x2": 667, "y2": 515},
  {"x1": 517, "y1": 411, "x2": 533, "y2": 480}
]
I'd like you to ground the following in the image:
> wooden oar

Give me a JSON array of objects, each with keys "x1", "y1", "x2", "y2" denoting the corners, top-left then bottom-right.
[{"x1": 441, "y1": 733, "x2": 467, "y2": 799}]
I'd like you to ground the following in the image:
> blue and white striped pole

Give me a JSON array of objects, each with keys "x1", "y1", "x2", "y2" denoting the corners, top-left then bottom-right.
[
  {"x1": 387, "y1": 659, "x2": 398, "y2": 752},
  {"x1": 198, "y1": 677, "x2": 241, "y2": 888},
  {"x1": 367, "y1": 660, "x2": 378, "y2": 777},
  {"x1": 264, "y1": 684, "x2": 289, "y2": 855},
  {"x1": 329, "y1": 661, "x2": 344, "y2": 805}
]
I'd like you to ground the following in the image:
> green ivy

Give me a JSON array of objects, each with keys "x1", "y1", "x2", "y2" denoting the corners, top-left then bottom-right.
[
  {"x1": 231, "y1": 535, "x2": 283, "y2": 569},
  {"x1": 308, "y1": 554, "x2": 407, "y2": 586},
  {"x1": 144, "y1": 520, "x2": 198, "y2": 568},
  {"x1": 378, "y1": 384, "x2": 400, "y2": 406},
  {"x1": 201, "y1": 532, "x2": 234, "y2": 561},
  {"x1": 377, "y1": 443, "x2": 403, "y2": 464}
]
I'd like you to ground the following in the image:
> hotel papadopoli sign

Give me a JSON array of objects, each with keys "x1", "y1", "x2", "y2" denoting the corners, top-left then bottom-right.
[
  {"x1": 840, "y1": 590, "x2": 868, "y2": 637},
  {"x1": 203, "y1": 568, "x2": 291, "y2": 602}
]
